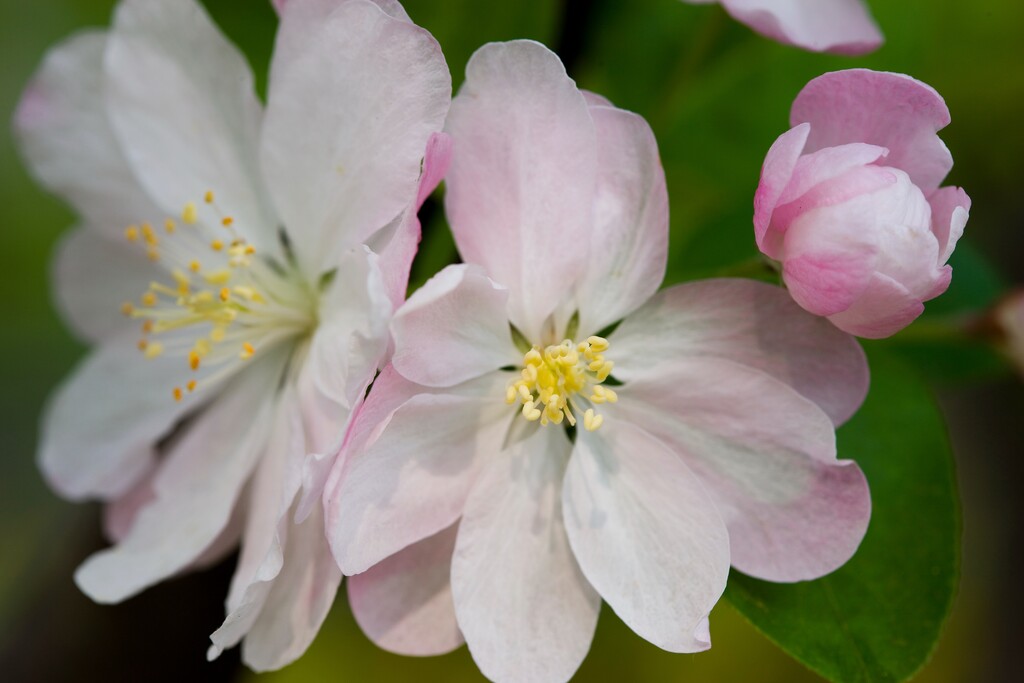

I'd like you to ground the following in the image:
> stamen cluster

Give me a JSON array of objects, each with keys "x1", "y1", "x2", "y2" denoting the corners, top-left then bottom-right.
[{"x1": 505, "y1": 335, "x2": 618, "y2": 431}]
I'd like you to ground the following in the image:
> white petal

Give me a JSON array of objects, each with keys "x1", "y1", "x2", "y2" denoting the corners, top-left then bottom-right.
[
  {"x1": 240, "y1": 505, "x2": 342, "y2": 672},
  {"x1": 575, "y1": 105, "x2": 668, "y2": 333},
  {"x1": 348, "y1": 523, "x2": 463, "y2": 656},
  {"x1": 104, "y1": 0, "x2": 278, "y2": 253},
  {"x1": 444, "y1": 40, "x2": 597, "y2": 339},
  {"x1": 327, "y1": 372, "x2": 509, "y2": 575},
  {"x1": 453, "y1": 425, "x2": 600, "y2": 683},
  {"x1": 610, "y1": 279, "x2": 869, "y2": 426},
  {"x1": 74, "y1": 347, "x2": 289, "y2": 602},
  {"x1": 13, "y1": 31, "x2": 161, "y2": 239},
  {"x1": 391, "y1": 264, "x2": 518, "y2": 388},
  {"x1": 39, "y1": 331, "x2": 230, "y2": 501},
  {"x1": 615, "y1": 358, "x2": 871, "y2": 582},
  {"x1": 262, "y1": 0, "x2": 451, "y2": 273},
  {"x1": 564, "y1": 422, "x2": 729, "y2": 652}
]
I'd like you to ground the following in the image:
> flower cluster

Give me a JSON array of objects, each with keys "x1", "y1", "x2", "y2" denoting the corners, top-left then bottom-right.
[{"x1": 13, "y1": 0, "x2": 968, "y2": 681}]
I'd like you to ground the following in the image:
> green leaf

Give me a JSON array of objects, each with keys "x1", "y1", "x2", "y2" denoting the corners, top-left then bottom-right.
[{"x1": 726, "y1": 349, "x2": 961, "y2": 683}]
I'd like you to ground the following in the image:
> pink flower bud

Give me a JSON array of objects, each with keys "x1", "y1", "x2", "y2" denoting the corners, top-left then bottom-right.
[{"x1": 754, "y1": 69, "x2": 970, "y2": 338}]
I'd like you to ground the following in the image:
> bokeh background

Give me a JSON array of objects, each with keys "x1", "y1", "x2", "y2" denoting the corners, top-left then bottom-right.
[{"x1": 1, "y1": 0, "x2": 1022, "y2": 681}]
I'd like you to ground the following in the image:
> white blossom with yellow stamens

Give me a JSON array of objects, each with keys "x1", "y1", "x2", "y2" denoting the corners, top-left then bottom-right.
[{"x1": 14, "y1": 0, "x2": 451, "y2": 670}]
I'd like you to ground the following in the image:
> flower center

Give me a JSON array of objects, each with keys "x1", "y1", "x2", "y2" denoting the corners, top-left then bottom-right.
[
  {"x1": 505, "y1": 336, "x2": 618, "y2": 431},
  {"x1": 118, "y1": 191, "x2": 317, "y2": 402}
]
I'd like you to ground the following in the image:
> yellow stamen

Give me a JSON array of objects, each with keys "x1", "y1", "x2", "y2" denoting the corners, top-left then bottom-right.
[
  {"x1": 144, "y1": 342, "x2": 164, "y2": 359},
  {"x1": 189, "y1": 350, "x2": 201, "y2": 371},
  {"x1": 125, "y1": 225, "x2": 140, "y2": 242},
  {"x1": 204, "y1": 190, "x2": 215, "y2": 204},
  {"x1": 222, "y1": 216, "x2": 234, "y2": 227},
  {"x1": 187, "y1": 380, "x2": 197, "y2": 392},
  {"x1": 211, "y1": 240, "x2": 224, "y2": 252},
  {"x1": 173, "y1": 387, "x2": 183, "y2": 402},
  {"x1": 240, "y1": 342, "x2": 255, "y2": 360},
  {"x1": 121, "y1": 301, "x2": 134, "y2": 316},
  {"x1": 141, "y1": 292, "x2": 157, "y2": 307},
  {"x1": 182, "y1": 202, "x2": 198, "y2": 225},
  {"x1": 189, "y1": 260, "x2": 201, "y2": 273}
]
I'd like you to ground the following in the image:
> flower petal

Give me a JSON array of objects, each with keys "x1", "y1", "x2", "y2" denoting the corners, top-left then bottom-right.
[
  {"x1": 262, "y1": 0, "x2": 450, "y2": 274},
  {"x1": 39, "y1": 331, "x2": 230, "y2": 500},
  {"x1": 791, "y1": 69, "x2": 953, "y2": 192},
  {"x1": 51, "y1": 227, "x2": 159, "y2": 343},
  {"x1": 929, "y1": 185, "x2": 971, "y2": 265},
  {"x1": 13, "y1": 31, "x2": 160, "y2": 239},
  {"x1": 563, "y1": 422, "x2": 729, "y2": 652},
  {"x1": 826, "y1": 272, "x2": 927, "y2": 339},
  {"x1": 715, "y1": 0, "x2": 883, "y2": 55},
  {"x1": 444, "y1": 40, "x2": 597, "y2": 339},
  {"x1": 615, "y1": 358, "x2": 871, "y2": 582},
  {"x1": 453, "y1": 425, "x2": 600, "y2": 683},
  {"x1": 575, "y1": 105, "x2": 668, "y2": 333},
  {"x1": 610, "y1": 279, "x2": 868, "y2": 426},
  {"x1": 754, "y1": 123, "x2": 809, "y2": 255},
  {"x1": 327, "y1": 371, "x2": 509, "y2": 575},
  {"x1": 391, "y1": 264, "x2": 517, "y2": 388},
  {"x1": 239, "y1": 505, "x2": 342, "y2": 672},
  {"x1": 74, "y1": 347, "x2": 289, "y2": 602},
  {"x1": 349, "y1": 523, "x2": 463, "y2": 656},
  {"x1": 371, "y1": 132, "x2": 454, "y2": 311},
  {"x1": 104, "y1": 0, "x2": 278, "y2": 252}
]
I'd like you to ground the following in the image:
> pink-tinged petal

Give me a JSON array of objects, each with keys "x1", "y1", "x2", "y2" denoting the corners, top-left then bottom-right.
[
  {"x1": 51, "y1": 227, "x2": 159, "y2": 344},
  {"x1": 611, "y1": 279, "x2": 868, "y2": 426},
  {"x1": 616, "y1": 358, "x2": 871, "y2": 582},
  {"x1": 791, "y1": 70, "x2": 953, "y2": 192},
  {"x1": 239, "y1": 505, "x2": 342, "y2": 672},
  {"x1": 453, "y1": 425, "x2": 600, "y2": 683},
  {"x1": 369, "y1": 132, "x2": 453, "y2": 310},
  {"x1": 327, "y1": 372, "x2": 509, "y2": 575},
  {"x1": 575, "y1": 105, "x2": 669, "y2": 333},
  {"x1": 754, "y1": 123, "x2": 809, "y2": 255},
  {"x1": 444, "y1": 40, "x2": 597, "y2": 339},
  {"x1": 826, "y1": 272, "x2": 927, "y2": 339},
  {"x1": 564, "y1": 423, "x2": 729, "y2": 652},
  {"x1": 262, "y1": 0, "x2": 450, "y2": 274},
  {"x1": 13, "y1": 31, "x2": 161, "y2": 239},
  {"x1": 708, "y1": 0, "x2": 883, "y2": 55},
  {"x1": 38, "y1": 331, "x2": 229, "y2": 500},
  {"x1": 349, "y1": 523, "x2": 463, "y2": 656},
  {"x1": 782, "y1": 249, "x2": 876, "y2": 317},
  {"x1": 104, "y1": 0, "x2": 279, "y2": 253},
  {"x1": 392, "y1": 264, "x2": 517, "y2": 388},
  {"x1": 581, "y1": 90, "x2": 614, "y2": 107},
  {"x1": 929, "y1": 185, "x2": 971, "y2": 264},
  {"x1": 74, "y1": 348, "x2": 289, "y2": 603}
]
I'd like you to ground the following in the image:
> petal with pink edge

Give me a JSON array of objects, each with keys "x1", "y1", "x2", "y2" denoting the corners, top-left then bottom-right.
[
  {"x1": 615, "y1": 358, "x2": 871, "y2": 582},
  {"x1": 444, "y1": 40, "x2": 597, "y2": 339},
  {"x1": 453, "y1": 425, "x2": 600, "y2": 683},
  {"x1": 791, "y1": 69, "x2": 953, "y2": 192},
  {"x1": 754, "y1": 123, "x2": 809, "y2": 255},
  {"x1": 104, "y1": 0, "x2": 279, "y2": 253},
  {"x1": 715, "y1": 0, "x2": 883, "y2": 55},
  {"x1": 349, "y1": 523, "x2": 463, "y2": 656},
  {"x1": 610, "y1": 279, "x2": 868, "y2": 426},
  {"x1": 262, "y1": 0, "x2": 450, "y2": 273},
  {"x1": 327, "y1": 372, "x2": 509, "y2": 575},
  {"x1": 575, "y1": 105, "x2": 668, "y2": 333},
  {"x1": 928, "y1": 186, "x2": 971, "y2": 264},
  {"x1": 564, "y1": 422, "x2": 729, "y2": 652},
  {"x1": 392, "y1": 264, "x2": 517, "y2": 388},
  {"x1": 826, "y1": 272, "x2": 927, "y2": 339}
]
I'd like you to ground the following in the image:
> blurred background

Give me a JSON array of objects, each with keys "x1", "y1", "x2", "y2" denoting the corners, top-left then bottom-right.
[{"x1": 1, "y1": 0, "x2": 1022, "y2": 680}]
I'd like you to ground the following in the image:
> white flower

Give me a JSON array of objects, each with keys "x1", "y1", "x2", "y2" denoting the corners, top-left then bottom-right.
[{"x1": 14, "y1": 0, "x2": 450, "y2": 669}]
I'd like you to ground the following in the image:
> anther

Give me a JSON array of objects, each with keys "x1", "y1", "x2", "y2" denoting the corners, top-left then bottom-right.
[
  {"x1": 164, "y1": 218, "x2": 176, "y2": 234},
  {"x1": 187, "y1": 380, "x2": 197, "y2": 392},
  {"x1": 211, "y1": 240, "x2": 224, "y2": 251},
  {"x1": 121, "y1": 302, "x2": 134, "y2": 316},
  {"x1": 222, "y1": 216, "x2": 234, "y2": 227},
  {"x1": 182, "y1": 202, "x2": 198, "y2": 225},
  {"x1": 173, "y1": 387, "x2": 183, "y2": 402},
  {"x1": 240, "y1": 342, "x2": 255, "y2": 360},
  {"x1": 125, "y1": 225, "x2": 139, "y2": 242},
  {"x1": 141, "y1": 292, "x2": 157, "y2": 307},
  {"x1": 144, "y1": 342, "x2": 164, "y2": 359}
]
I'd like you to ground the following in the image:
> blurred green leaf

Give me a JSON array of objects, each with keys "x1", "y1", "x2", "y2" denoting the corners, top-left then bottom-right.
[{"x1": 726, "y1": 349, "x2": 960, "y2": 682}]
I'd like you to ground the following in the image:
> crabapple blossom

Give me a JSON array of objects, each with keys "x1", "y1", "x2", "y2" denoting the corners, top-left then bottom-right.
[
  {"x1": 325, "y1": 40, "x2": 872, "y2": 683},
  {"x1": 14, "y1": 0, "x2": 450, "y2": 669},
  {"x1": 755, "y1": 69, "x2": 970, "y2": 339}
]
